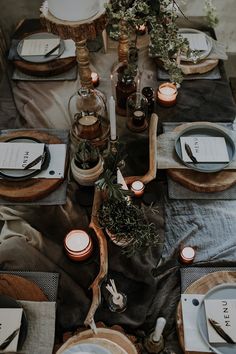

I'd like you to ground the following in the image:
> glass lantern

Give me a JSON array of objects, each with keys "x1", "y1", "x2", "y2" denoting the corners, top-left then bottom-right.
[{"x1": 69, "y1": 87, "x2": 109, "y2": 150}]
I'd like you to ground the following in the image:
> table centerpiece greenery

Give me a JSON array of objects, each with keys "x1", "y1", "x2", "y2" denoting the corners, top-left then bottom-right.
[{"x1": 96, "y1": 143, "x2": 160, "y2": 256}]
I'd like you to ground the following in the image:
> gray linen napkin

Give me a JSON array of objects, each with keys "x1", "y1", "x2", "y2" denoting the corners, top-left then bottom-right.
[{"x1": 19, "y1": 301, "x2": 56, "y2": 354}]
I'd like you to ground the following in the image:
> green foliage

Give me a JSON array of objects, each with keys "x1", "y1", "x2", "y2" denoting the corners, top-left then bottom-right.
[
  {"x1": 204, "y1": 0, "x2": 219, "y2": 28},
  {"x1": 98, "y1": 199, "x2": 160, "y2": 256},
  {"x1": 106, "y1": 0, "x2": 189, "y2": 84},
  {"x1": 74, "y1": 140, "x2": 100, "y2": 169}
]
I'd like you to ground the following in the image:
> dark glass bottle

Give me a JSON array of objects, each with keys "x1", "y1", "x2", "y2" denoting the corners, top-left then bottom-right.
[
  {"x1": 116, "y1": 65, "x2": 136, "y2": 114},
  {"x1": 142, "y1": 86, "x2": 155, "y2": 116}
]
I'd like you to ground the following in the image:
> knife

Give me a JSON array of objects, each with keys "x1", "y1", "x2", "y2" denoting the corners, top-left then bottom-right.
[
  {"x1": 0, "y1": 327, "x2": 20, "y2": 350},
  {"x1": 23, "y1": 152, "x2": 45, "y2": 170},
  {"x1": 208, "y1": 318, "x2": 235, "y2": 344},
  {"x1": 44, "y1": 43, "x2": 60, "y2": 57},
  {"x1": 184, "y1": 143, "x2": 198, "y2": 163}
]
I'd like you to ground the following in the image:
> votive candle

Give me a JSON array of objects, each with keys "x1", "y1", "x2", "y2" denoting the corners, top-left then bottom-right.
[
  {"x1": 179, "y1": 246, "x2": 195, "y2": 264},
  {"x1": 131, "y1": 180, "x2": 145, "y2": 197},
  {"x1": 157, "y1": 82, "x2": 177, "y2": 107},
  {"x1": 64, "y1": 229, "x2": 93, "y2": 261},
  {"x1": 91, "y1": 72, "x2": 100, "y2": 88}
]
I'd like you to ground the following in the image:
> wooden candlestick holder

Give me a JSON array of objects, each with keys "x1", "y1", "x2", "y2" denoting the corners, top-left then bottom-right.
[{"x1": 40, "y1": 4, "x2": 107, "y2": 88}]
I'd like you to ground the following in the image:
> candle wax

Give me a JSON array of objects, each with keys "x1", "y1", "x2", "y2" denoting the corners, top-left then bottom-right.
[
  {"x1": 66, "y1": 231, "x2": 90, "y2": 252},
  {"x1": 159, "y1": 87, "x2": 176, "y2": 96},
  {"x1": 181, "y1": 246, "x2": 195, "y2": 260},
  {"x1": 79, "y1": 115, "x2": 98, "y2": 126}
]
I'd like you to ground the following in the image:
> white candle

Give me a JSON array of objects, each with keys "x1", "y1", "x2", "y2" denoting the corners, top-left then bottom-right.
[
  {"x1": 157, "y1": 82, "x2": 177, "y2": 107},
  {"x1": 79, "y1": 115, "x2": 98, "y2": 126},
  {"x1": 109, "y1": 96, "x2": 117, "y2": 141},
  {"x1": 131, "y1": 180, "x2": 145, "y2": 197},
  {"x1": 91, "y1": 72, "x2": 99, "y2": 87},
  {"x1": 65, "y1": 230, "x2": 90, "y2": 252},
  {"x1": 152, "y1": 317, "x2": 166, "y2": 342}
]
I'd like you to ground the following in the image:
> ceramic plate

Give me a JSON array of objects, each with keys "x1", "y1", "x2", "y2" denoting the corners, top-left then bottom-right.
[
  {"x1": 178, "y1": 28, "x2": 213, "y2": 63},
  {"x1": 17, "y1": 32, "x2": 65, "y2": 63},
  {"x1": 0, "y1": 137, "x2": 50, "y2": 181},
  {"x1": 0, "y1": 294, "x2": 27, "y2": 350},
  {"x1": 62, "y1": 342, "x2": 111, "y2": 354},
  {"x1": 174, "y1": 124, "x2": 235, "y2": 173},
  {"x1": 76, "y1": 337, "x2": 128, "y2": 354},
  {"x1": 197, "y1": 283, "x2": 236, "y2": 354}
]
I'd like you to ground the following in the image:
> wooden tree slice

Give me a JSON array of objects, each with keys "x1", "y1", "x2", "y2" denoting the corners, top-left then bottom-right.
[
  {"x1": 167, "y1": 122, "x2": 236, "y2": 192},
  {"x1": 179, "y1": 58, "x2": 219, "y2": 75},
  {"x1": 56, "y1": 328, "x2": 138, "y2": 354},
  {"x1": 0, "y1": 130, "x2": 67, "y2": 202},
  {"x1": 0, "y1": 274, "x2": 48, "y2": 301},
  {"x1": 176, "y1": 271, "x2": 236, "y2": 354},
  {"x1": 14, "y1": 57, "x2": 76, "y2": 77}
]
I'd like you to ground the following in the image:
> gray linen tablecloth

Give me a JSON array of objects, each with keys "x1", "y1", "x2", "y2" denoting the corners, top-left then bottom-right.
[{"x1": 1, "y1": 29, "x2": 236, "y2": 354}]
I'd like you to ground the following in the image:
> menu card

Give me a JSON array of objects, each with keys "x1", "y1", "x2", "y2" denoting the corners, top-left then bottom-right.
[
  {"x1": 0, "y1": 308, "x2": 23, "y2": 352},
  {"x1": 181, "y1": 294, "x2": 211, "y2": 352},
  {"x1": 21, "y1": 38, "x2": 60, "y2": 56},
  {"x1": 0, "y1": 142, "x2": 45, "y2": 170},
  {"x1": 180, "y1": 136, "x2": 229, "y2": 163},
  {"x1": 180, "y1": 33, "x2": 208, "y2": 51},
  {"x1": 204, "y1": 299, "x2": 236, "y2": 343}
]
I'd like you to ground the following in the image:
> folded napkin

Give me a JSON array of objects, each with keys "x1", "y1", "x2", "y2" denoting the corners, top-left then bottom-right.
[
  {"x1": 19, "y1": 301, "x2": 56, "y2": 354},
  {"x1": 206, "y1": 36, "x2": 228, "y2": 61},
  {"x1": 157, "y1": 129, "x2": 236, "y2": 170},
  {"x1": 8, "y1": 39, "x2": 75, "y2": 61}
]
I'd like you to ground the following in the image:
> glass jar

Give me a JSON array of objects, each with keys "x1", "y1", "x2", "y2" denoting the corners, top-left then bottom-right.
[
  {"x1": 69, "y1": 87, "x2": 109, "y2": 150},
  {"x1": 126, "y1": 92, "x2": 148, "y2": 132}
]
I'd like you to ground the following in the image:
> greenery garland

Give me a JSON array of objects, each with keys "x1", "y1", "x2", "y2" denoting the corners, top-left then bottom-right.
[{"x1": 106, "y1": 0, "x2": 189, "y2": 84}]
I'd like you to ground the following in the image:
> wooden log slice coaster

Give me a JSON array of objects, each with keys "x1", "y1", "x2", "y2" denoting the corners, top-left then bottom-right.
[
  {"x1": 179, "y1": 58, "x2": 219, "y2": 75},
  {"x1": 0, "y1": 130, "x2": 67, "y2": 202},
  {"x1": 167, "y1": 122, "x2": 236, "y2": 192},
  {"x1": 176, "y1": 271, "x2": 236, "y2": 354},
  {"x1": 14, "y1": 57, "x2": 76, "y2": 77},
  {"x1": 0, "y1": 274, "x2": 48, "y2": 301}
]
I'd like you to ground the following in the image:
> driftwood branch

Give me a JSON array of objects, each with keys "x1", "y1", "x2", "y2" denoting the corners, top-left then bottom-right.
[
  {"x1": 84, "y1": 113, "x2": 158, "y2": 329},
  {"x1": 84, "y1": 189, "x2": 108, "y2": 329},
  {"x1": 125, "y1": 113, "x2": 158, "y2": 185}
]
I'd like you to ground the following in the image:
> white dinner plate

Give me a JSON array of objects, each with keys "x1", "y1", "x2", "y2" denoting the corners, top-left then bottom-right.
[
  {"x1": 178, "y1": 28, "x2": 213, "y2": 63},
  {"x1": 197, "y1": 283, "x2": 236, "y2": 354},
  {"x1": 17, "y1": 32, "x2": 65, "y2": 63},
  {"x1": 61, "y1": 342, "x2": 111, "y2": 354}
]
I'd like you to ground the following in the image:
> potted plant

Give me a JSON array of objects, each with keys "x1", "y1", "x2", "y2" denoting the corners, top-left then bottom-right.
[
  {"x1": 71, "y1": 140, "x2": 103, "y2": 186},
  {"x1": 97, "y1": 193, "x2": 159, "y2": 256}
]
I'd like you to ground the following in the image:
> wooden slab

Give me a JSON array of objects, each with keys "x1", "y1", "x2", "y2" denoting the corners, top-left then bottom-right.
[
  {"x1": 176, "y1": 271, "x2": 236, "y2": 354},
  {"x1": 179, "y1": 58, "x2": 219, "y2": 75},
  {"x1": 14, "y1": 56, "x2": 76, "y2": 77},
  {"x1": 167, "y1": 122, "x2": 236, "y2": 192},
  {"x1": 0, "y1": 274, "x2": 47, "y2": 301},
  {"x1": 0, "y1": 130, "x2": 66, "y2": 202},
  {"x1": 56, "y1": 328, "x2": 138, "y2": 354}
]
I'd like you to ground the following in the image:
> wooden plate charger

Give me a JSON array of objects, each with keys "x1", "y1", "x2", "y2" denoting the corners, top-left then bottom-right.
[
  {"x1": 176, "y1": 270, "x2": 236, "y2": 354},
  {"x1": 167, "y1": 122, "x2": 236, "y2": 193},
  {"x1": 0, "y1": 130, "x2": 67, "y2": 202},
  {"x1": 56, "y1": 328, "x2": 138, "y2": 354}
]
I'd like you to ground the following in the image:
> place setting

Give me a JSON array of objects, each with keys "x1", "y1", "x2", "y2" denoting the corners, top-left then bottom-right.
[
  {"x1": 8, "y1": 22, "x2": 77, "y2": 80},
  {"x1": 177, "y1": 269, "x2": 236, "y2": 354},
  {"x1": 157, "y1": 121, "x2": 236, "y2": 199},
  {"x1": 0, "y1": 129, "x2": 68, "y2": 204}
]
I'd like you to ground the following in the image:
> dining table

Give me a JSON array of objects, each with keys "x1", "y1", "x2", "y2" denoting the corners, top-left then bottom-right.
[{"x1": 0, "y1": 18, "x2": 236, "y2": 354}]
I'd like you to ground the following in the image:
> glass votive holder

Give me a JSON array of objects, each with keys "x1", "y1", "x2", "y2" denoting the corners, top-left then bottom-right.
[
  {"x1": 131, "y1": 180, "x2": 145, "y2": 197},
  {"x1": 64, "y1": 229, "x2": 93, "y2": 261},
  {"x1": 157, "y1": 82, "x2": 177, "y2": 107},
  {"x1": 179, "y1": 246, "x2": 195, "y2": 264},
  {"x1": 126, "y1": 92, "x2": 148, "y2": 132}
]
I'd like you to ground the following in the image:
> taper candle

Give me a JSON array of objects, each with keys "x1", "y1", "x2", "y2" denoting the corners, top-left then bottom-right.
[
  {"x1": 109, "y1": 96, "x2": 117, "y2": 141},
  {"x1": 152, "y1": 317, "x2": 166, "y2": 342}
]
